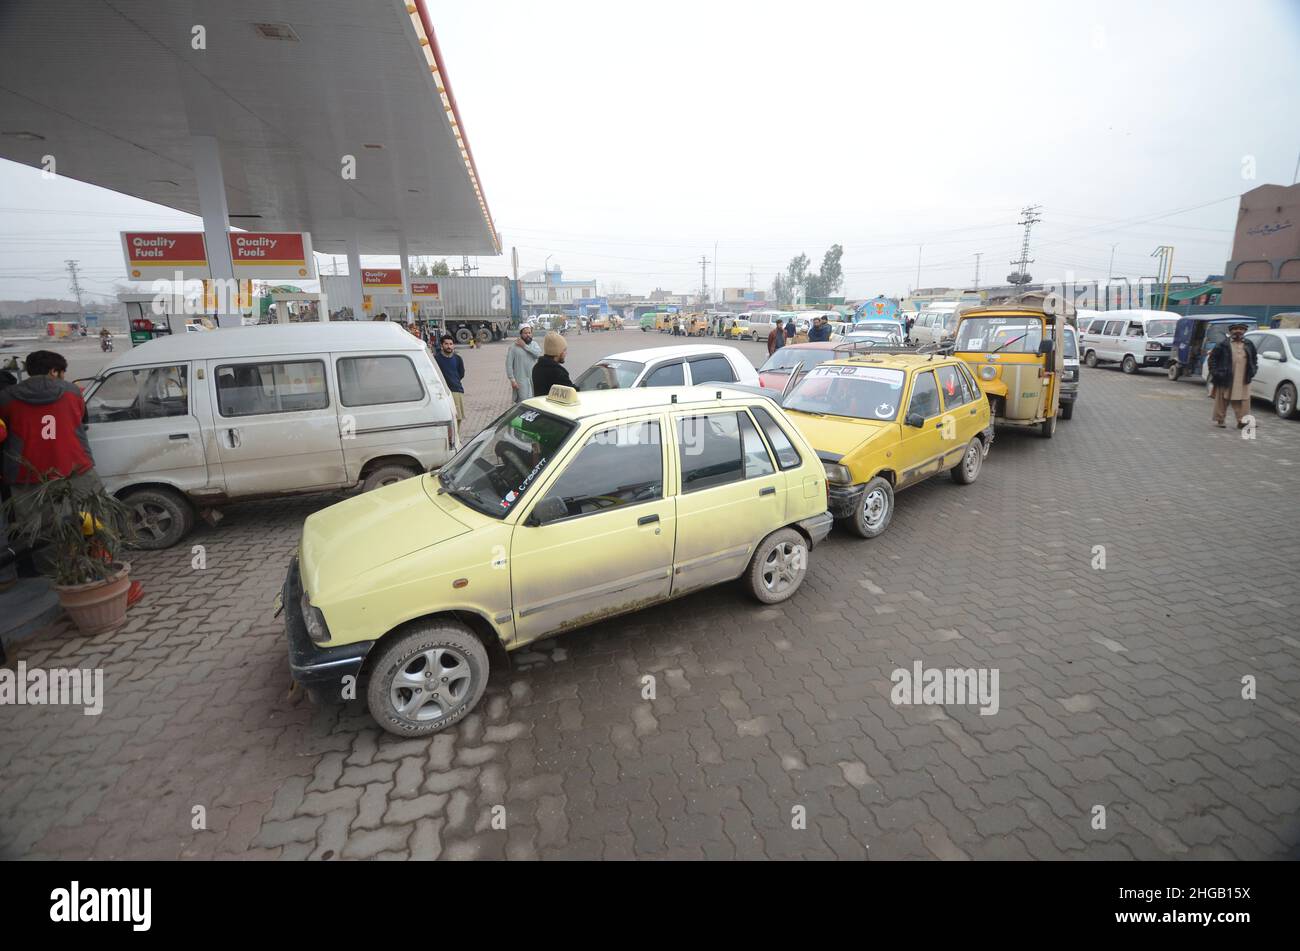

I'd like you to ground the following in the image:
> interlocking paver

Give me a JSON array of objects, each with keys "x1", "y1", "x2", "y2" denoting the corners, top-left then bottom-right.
[{"x1": 2, "y1": 333, "x2": 1298, "y2": 860}]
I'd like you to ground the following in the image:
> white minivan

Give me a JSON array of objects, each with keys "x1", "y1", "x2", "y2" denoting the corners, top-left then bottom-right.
[
  {"x1": 82, "y1": 322, "x2": 458, "y2": 549},
  {"x1": 1078, "y1": 309, "x2": 1178, "y2": 373},
  {"x1": 908, "y1": 302, "x2": 967, "y2": 347}
]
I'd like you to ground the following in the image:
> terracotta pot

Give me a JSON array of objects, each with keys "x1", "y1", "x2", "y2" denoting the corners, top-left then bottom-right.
[{"x1": 54, "y1": 561, "x2": 131, "y2": 634}]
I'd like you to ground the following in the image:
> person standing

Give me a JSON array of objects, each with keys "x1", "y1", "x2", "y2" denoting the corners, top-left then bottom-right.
[
  {"x1": 807, "y1": 315, "x2": 831, "y2": 342},
  {"x1": 506, "y1": 324, "x2": 542, "y2": 401},
  {"x1": 1207, "y1": 322, "x2": 1258, "y2": 429},
  {"x1": 784, "y1": 317, "x2": 797, "y2": 342},
  {"x1": 433, "y1": 334, "x2": 466, "y2": 424},
  {"x1": 532, "y1": 331, "x2": 573, "y2": 396},
  {"x1": 766, "y1": 320, "x2": 784, "y2": 355}
]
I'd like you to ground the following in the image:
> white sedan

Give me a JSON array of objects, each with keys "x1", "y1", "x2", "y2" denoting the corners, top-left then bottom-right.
[
  {"x1": 573, "y1": 344, "x2": 760, "y2": 391},
  {"x1": 1245, "y1": 329, "x2": 1300, "y2": 419}
]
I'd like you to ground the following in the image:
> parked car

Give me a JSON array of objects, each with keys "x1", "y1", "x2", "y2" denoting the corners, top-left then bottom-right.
[
  {"x1": 845, "y1": 320, "x2": 906, "y2": 346},
  {"x1": 1078, "y1": 309, "x2": 1178, "y2": 373},
  {"x1": 781, "y1": 353, "x2": 993, "y2": 538},
  {"x1": 908, "y1": 302, "x2": 967, "y2": 347},
  {"x1": 756, "y1": 342, "x2": 842, "y2": 392},
  {"x1": 82, "y1": 323, "x2": 458, "y2": 549},
  {"x1": 573, "y1": 344, "x2": 760, "y2": 391},
  {"x1": 283, "y1": 385, "x2": 834, "y2": 735},
  {"x1": 1244, "y1": 328, "x2": 1300, "y2": 419},
  {"x1": 1060, "y1": 324, "x2": 1080, "y2": 419}
]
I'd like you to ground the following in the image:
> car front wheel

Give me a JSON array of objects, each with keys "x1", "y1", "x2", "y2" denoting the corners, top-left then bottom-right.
[
  {"x1": 1276, "y1": 381, "x2": 1299, "y2": 419},
  {"x1": 848, "y1": 476, "x2": 894, "y2": 538},
  {"x1": 1084, "y1": 351, "x2": 1098, "y2": 368},
  {"x1": 366, "y1": 621, "x2": 489, "y2": 737},
  {"x1": 1121, "y1": 355, "x2": 1137, "y2": 373},
  {"x1": 745, "y1": 527, "x2": 808, "y2": 604},
  {"x1": 122, "y1": 486, "x2": 194, "y2": 550}
]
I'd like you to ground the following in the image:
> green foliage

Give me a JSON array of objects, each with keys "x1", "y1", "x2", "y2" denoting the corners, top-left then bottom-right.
[
  {"x1": 4, "y1": 471, "x2": 135, "y2": 587},
  {"x1": 782, "y1": 245, "x2": 843, "y2": 304}
]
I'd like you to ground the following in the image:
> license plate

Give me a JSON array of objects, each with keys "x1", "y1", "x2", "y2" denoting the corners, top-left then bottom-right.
[{"x1": 272, "y1": 591, "x2": 283, "y2": 618}]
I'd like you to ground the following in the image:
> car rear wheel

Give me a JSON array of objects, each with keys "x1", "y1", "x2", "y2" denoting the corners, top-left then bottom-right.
[
  {"x1": 1059, "y1": 401, "x2": 1075, "y2": 420},
  {"x1": 122, "y1": 487, "x2": 194, "y2": 550},
  {"x1": 366, "y1": 621, "x2": 489, "y2": 737},
  {"x1": 744, "y1": 527, "x2": 808, "y2": 604},
  {"x1": 1276, "y1": 381, "x2": 1299, "y2": 419},
  {"x1": 847, "y1": 476, "x2": 894, "y2": 538},
  {"x1": 951, "y1": 437, "x2": 983, "y2": 484},
  {"x1": 361, "y1": 463, "x2": 422, "y2": 492},
  {"x1": 1041, "y1": 414, "x2": 1057, "y2": 438},
  {"x1": 1084, "y1": 350, "x2": 1098, "y2": 368},
  {"x1": 1167, "y1": 363, "x2": 1181, "y2": 381},
  {"x1": 1121, "y1": 355, "x2": 1138, "y2": 374}
]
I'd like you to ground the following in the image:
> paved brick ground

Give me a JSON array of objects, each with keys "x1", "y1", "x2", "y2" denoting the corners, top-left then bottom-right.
[{"x1": 2, "y1": 329, "x2": 1298, "y2": 860}]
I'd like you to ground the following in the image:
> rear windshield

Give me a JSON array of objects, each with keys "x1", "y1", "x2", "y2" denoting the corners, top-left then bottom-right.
[
  {"x1": 574, "y1": 359, "x2": 644, "y2": 391},
  {"x1": 853, "y1": 322, "x2": 902, "y2": 334},
  {"x1": 759, "y1": 348, "x2": 837, "y2": 373},
  {"x1": 437, "y1": 405, "x2": 576, "y2": 518},
  {"x1": 785, "y1": 364, "x2": 907, "y2": 421}
]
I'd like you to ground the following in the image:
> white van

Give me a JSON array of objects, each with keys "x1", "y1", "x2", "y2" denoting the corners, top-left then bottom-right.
[
  {"x1": 82, "y1": 322, "x2": 458, "y2": 549},
  {"x1": 1078, "y1": 309, "x2": 1178, "y2": 373},
  {"x1": 908, "y1": 301, "x2": 967, "y2": 347}
]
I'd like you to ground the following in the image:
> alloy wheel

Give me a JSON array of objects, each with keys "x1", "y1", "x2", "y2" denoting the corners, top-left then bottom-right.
[
  {"x1": 760, "y1": 540, "x2": 806, "y2": 596},
  {"x1": 389, "y1": 647, "x2": 472, "y2": 722}
]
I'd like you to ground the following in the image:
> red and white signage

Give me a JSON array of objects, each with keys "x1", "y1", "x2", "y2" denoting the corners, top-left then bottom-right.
[
  {"x1": 228, "y1": 232, "x2": 316, "y2": 280},
  {"x1": 121, "y1": 232, "x2": 211, "y2": 280},
  {"x1": 361, "y1": 268, "x2": 404, "y2": 291},
  {"x1": 410, "y1": 280, "x2": 441, "y2": 299}
]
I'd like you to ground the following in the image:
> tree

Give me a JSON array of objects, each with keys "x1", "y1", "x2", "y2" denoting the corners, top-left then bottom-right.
[
  {"x1": 431, "y1": 259, "x2": 451, "y2": 276},
  {"x1": 771, "y1": 273, "x2": 788, "y2": 306},
  {"x1": 785, "y1": 254, "x2": 811, "y2": 294},
  {"x1": 819, "y1": 244, "x2": 844, "y2": 296}
]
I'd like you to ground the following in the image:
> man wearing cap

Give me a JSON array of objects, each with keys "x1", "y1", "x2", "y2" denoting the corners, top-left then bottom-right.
[
  {"x1": 532, "y1": 331, "x2": 573, "y2": 397},
  {"x1": 1206, "y1": 322, "x2": 1258, "y2": 429},
  {"x1": 506, "y1": 324, "x2": 542, "y2": 401}
]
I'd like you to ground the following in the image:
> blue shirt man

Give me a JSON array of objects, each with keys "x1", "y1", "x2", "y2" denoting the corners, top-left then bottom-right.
[{"x1": 433, "y1": 334, "x2": 466, "y2": 422}]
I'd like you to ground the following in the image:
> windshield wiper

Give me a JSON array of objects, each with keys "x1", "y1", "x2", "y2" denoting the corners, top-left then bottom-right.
[{"x1": 989, "y1": 333, "x2": 1028, "y2": 354}]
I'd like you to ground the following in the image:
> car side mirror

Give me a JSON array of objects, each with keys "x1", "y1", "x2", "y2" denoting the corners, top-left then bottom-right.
[
  {"x1": 1038, "y1": 339, "x2": 1053, "y2": 355},
  {"x1": 904, "y1": 413, "x2": 925, "y2": 428},
  {"x1": 526, "y1": 496, "x2": 568, "y2": 526},
  {"x1": 1261, "y1": 352, "x2": 1281, "y2": 361}
]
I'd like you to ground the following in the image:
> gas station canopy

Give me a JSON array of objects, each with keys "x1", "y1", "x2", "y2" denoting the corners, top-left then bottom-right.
[{"x1": 0, "y1": 0, "x2": 498, "y2": 257}]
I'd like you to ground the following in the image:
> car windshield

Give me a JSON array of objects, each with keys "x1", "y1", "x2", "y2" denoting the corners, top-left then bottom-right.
[
  {"x1": 956, "y1": 317, "x2": 1043, "y2": 353},
  {"x1": 1147, "y1": 319, "x2": 1177, "y2": 338},
  {"x1": 1064, "y1": 328, "x2": 1079, "y2": 359},
  {"x1": 574, "y1": 359, "x2": 644, "y2": 391},
  {"x1": 437, "y1": 405, "x2": 576, "y2": 518},
  {"x1": 759, "y1": 348, "x2": 837, "y2": 373},
  {"x1": 784, "y1": 364, "x2": 908, "y2": 421},
  {"x1": 853, "y1": 322, "x2": 900, "y2": 334}
]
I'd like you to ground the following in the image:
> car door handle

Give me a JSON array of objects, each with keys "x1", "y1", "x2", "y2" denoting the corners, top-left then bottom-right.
[
  {"x1": 168, "y1": 432, "x2": 189, "y2": 440},
  {"x1": 637, "y1": 514, "x2": 659, "y2": 526},
  {"x1": 759, "y1": 486, "x2": 776, "y2": 496},
  {"x1": 226, "y1": 428, "x2": 240, "y2": 448}
]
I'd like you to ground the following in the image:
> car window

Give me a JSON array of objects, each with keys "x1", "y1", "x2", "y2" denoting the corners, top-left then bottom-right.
[
  {"x1": 1103, "y1": 321, "x2": 1124, "y2": 336},
  {"x1": 1289, "y1": 337, "x2": 1300, "y2": 360},
  {"x1": 86, "y1": 364, "x2": 189, "y2": 423},
  {"x1": 575, "y1": 359, "x2": 644, "y2": 391},
  {"x1": 1256, "y1": 335, "x2": 1285, "y2": 358},
  {"x1": 677, "y1": 413, "x2": 747, "y2": 492},
  {"x1": 643, "y1": 361, "x2": 685, "y2": 387},
  {"x1": 215, "y1": 360, "x2": 329, "y2": 417},
  {"x1": 534, "y1": 420, "x2": 662, "y2": 521},
  {"x1": 908, "y1": 370, "x2": 941, "y2": 419},
  {"x1": 957, "y1": 363, "x2": 983, "y2": 399},
  {"x1": 738, "y1": 411, "x2": 774, "y2": 477},
  {"x1": 1126, "y1": 322, "x2": 1144, "y2": 336},
  {"x1": 690, "y1": 356, "x2": 736, "y2": 384},
  {"x1": 749, "y1": 405, "x2": 802, "y2": 469},
  {"x1": 935, "y1": 364, "x2": 971, "y2": 409},
  {"x1": 1063, "y1": 328, "x2": 1079, "y2": 359},
  {"x1": 337, "y1": 355, "x2": 425, "y2": 406},
  {"x1": 1087, "y1": 319, "x2": 1107, "y2": 333},
  {"x1": 786, "y1": 364, "x2": 907, "y2": 421}
]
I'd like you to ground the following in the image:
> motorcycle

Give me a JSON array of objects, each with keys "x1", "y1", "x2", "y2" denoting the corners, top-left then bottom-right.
[{"x1": 100, "y1": 336, "x2": 113, "y2": 352}]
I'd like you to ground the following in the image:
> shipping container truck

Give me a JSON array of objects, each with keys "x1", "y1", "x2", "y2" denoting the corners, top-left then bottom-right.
[{"x1": 321, "y1": 274, "x2": 518, "y2": 344}]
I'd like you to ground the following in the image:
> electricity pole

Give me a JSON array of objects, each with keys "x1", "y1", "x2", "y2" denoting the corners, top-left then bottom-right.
[
  {"x1": 65, "y1": 259, "x2": 85, "y2": 316},
  {"x1": 973, "y1": 252, "x2": 982, "y2": 292},
  {"x1": 1009, "y1": 204, "x2": 1042, "y2": 287},
  {"x1": 699, "y1": 255, "x2": 710, "y2": 305},
  {"x1": 915, "y1": 245, "x2": 923, "y2": 292}
]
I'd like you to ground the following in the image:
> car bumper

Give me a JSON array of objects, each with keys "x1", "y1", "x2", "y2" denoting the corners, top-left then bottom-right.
[
  {"x1": 797, "y1": 511, "x2": 834, "y2": 547},
  {"x1": 283, "y1": 556, "x2": 371, "y2": 688},
  {"x1": 1143, "y1": 353, "x2": 1171, "y2": 366},
  {"x1": 827, "y1": 483, "x2": 864, "y2": 520}
]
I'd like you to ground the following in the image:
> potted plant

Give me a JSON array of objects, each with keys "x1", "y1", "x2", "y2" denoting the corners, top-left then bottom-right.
[{"x1": 5, "y1": 471, "x2": 135, "y2": 634}]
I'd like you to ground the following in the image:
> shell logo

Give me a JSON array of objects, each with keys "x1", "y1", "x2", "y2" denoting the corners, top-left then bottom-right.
[
  {"x1": 131, "y1": 269, "x2": 141, "y2": 278},
  {"x1": 298, "y1": 268, "x2": 307, "y2": 276}
]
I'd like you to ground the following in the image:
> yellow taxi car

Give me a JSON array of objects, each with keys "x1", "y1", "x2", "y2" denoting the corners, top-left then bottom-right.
[
  {"x1": 282, "y1": 385, "x2": 833, "y2": 736},
  {"x1": 780, "y1": 352, "x2": 993, "y2": 537}
]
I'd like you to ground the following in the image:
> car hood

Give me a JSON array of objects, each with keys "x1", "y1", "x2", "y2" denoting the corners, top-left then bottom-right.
[
  {"x1": 300, "y1": 475, "x2": 471, "y2": 600},
  {"x1": 784, "y1": 412, "x2": 894, "y2": 459}
]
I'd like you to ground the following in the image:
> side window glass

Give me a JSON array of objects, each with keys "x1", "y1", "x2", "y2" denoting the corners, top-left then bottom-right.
[
  {"x1": 86, "y1": 365, "x2": 189, "y2": 423},
  {"x1": 1127, "y1": 322, "x2": 1144, "y2": 336},
  {"x1": 1104, "y1": 321, "x2": 1123, "y2": 336},
  {"x1": 958, "y1": 363, "x2": 983, "y2": 400},
  {"x1": 535, "y1": 421, "x2": 662, "y2": 520},
  {"x1": 908, "y1": 371, "x2": 940, "y2": 419},
  {"x1": 738, "y1": 411, "x2": 774, "y2": 477},
  {"x1": 338, "y1": 355, "x2": 425, "y2": 406},
  {"x1": 677, "y1": 413, "x2": 743, "y2": 492},
  {"x1": 643, "y1": 361, "x2": 685, "y2": 387},
  {"x1": 216, "y1": 360, "x2": 329, "y2": 417},
  {"x1": 690, "y1": 356, "x2": 736, "y2": 384},
  {"x1": 935, "y1": 364, "x2": 968, "y2": 408},
  {"x1": 750, "y1": 405, "x2": 801, "y2": 469}
]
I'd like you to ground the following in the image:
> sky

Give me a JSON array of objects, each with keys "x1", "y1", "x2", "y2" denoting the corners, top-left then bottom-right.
[{"x1": 2, "y1": 0, "x2": 1299, "y2": 304}]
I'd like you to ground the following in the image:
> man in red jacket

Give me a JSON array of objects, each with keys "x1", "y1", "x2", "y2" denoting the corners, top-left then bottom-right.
[{"x1": 0, "y1": 349, "x2": 99, "y2": 522}]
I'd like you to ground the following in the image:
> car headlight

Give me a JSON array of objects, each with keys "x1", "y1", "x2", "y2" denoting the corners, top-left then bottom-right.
[
  {"x1": 979, "y1": 365, "x2": 998, "y2": 381},
  {"x1": 823, "y1": 462, "x2": 852, "y2": 484},
  {"x1": 1145, "y1": 342, "x2": 1163, "y2": 351}
]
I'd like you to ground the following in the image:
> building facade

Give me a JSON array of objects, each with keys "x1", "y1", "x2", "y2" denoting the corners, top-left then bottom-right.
[{"x1": 1221, "y1": 182, "x2": 1300, "y2": 307}]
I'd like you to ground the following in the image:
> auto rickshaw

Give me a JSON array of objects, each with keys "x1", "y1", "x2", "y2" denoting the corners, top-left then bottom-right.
[
  {"x1": 952, "y1": 294, "x2": 1066, "y2": 438},
  {"x1": 1166, "y1": 315, "x2": 1259, "y2": 381},
  {"x1": 685, "y1": 314, "x2": 708, "y2": 336},
  {"x1": 1268, "y1": 312, "x2": 1300, "y2": 330},
  {"x1": 655, "y1": 312, "x2": 675, "y2": 333}
]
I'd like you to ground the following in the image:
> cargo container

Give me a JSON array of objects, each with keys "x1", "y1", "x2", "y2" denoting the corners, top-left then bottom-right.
[{"x1": 321, "y1": 273, "x2": 518, "y2": 344}]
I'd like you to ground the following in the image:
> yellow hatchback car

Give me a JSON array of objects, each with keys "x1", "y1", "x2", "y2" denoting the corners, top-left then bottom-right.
[
  {"x1": 780, "y1": 353, "x2": 993, "y2": 537},
  {"x1": 282, "y1": 385, "x2": 833, "y2": 736}
]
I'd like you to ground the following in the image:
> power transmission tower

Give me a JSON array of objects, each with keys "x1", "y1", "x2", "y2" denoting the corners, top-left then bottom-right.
[
  {"x1": 458, "y1": 256, "x2": 478, "y2": 277},
  {"x1": 65, "y1": 259, "x2": 85, "y2": 314},
  {"x1": 1008, "y1": 205, "x2": 1041, "y2": 286},
  {"x1": 699, "y1": 255, "x2": 710, "y2": 304}
]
